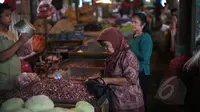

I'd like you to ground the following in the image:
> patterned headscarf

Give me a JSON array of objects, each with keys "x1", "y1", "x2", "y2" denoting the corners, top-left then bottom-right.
[{"x1": 97, "y1": 27, "x2": 128, "y2": 74}]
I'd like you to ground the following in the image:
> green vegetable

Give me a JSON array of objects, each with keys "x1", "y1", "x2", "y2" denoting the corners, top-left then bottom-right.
[
  {"x1": 65, "y1": 108, "x2": 76, "y2": 112},
  {"x1": 39, "y1": 108, "x2": 75, "y2": 112},
  {"x1": 25, "y1": 95, "x2": 54, "y2": 112},
  {"x1": 14, "y1": 108, "x2": 33, "y2": 112},
  {"x1": 101, "y1": 24, "x2": 112, "y2": 31},
  {"x1": 0, "y1": 98, "x2": 24, "y2": 112},
  {"x1": 120, "y1": 24, "x2": 132, "y2": 32},
  {"x1": 75, "y1": 101, "x2": 94, "y2": 112},
  {"x1": 68, "y1": 108, "x2": 76, "y2": 112},
  {"x1": 48, "y1": 107, "x2": 65, "y2": 112}
]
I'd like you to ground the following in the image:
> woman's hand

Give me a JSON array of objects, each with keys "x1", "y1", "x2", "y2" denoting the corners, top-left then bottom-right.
[
  {"x1": 88, "y1": 73, "x2": 101, "y2": 79},
  {"x1": 97, "y1": 78, "x2": 108, "y2": 85},
  {"x1": 19, "y1": 33, "x2": 29, "y2": 44},
  {"x1": 85, "y1": 73, "x2": 101, "y2": 82},
  {"x1": 98, "y1": 77, "x2": 130, "y2": 86}
]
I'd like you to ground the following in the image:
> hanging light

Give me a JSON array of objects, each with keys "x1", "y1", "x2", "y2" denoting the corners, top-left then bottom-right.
[
  {"x1": 146, "y1": 0, "x2": 151, "y2": 4},
  {"x1": 96, "y1": 0, "x2": 112, "y2": 4},
  {"x1": 0, "y1": 0, "x2": 5, "y2": 3}
]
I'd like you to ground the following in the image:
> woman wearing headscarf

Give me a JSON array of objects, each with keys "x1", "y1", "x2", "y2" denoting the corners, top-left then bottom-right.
[
  {"x1": 90, "y1": 27, "x2": 144, "y2": 112},
  {"x1": 183, "y1": 43, "x2": 200, "y2": 112},
  {"x1": 127, "y1": 12, "x2": 153, "y2": 112}
]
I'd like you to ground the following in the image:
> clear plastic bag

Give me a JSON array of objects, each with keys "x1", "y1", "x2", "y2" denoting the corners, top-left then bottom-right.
[
  {"x1": 20, "y1": 60, "x2": 33, "y2": 73},
  {"x1": 155, "y1": 76, "x2": 187, "y2": 105},
  {"x1": 17, "y1": 39, "x2": 33, "y2": 57},
  {"x1": 37, "y1": 0, "x2": 56, "y2": 18},
  {"x1": 16, "y1": 73, "x2": 41, "y2": 89}
]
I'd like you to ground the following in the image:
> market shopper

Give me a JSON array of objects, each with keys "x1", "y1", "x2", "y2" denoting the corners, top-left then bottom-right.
[
  {"x1": 90, "y1": 27, "x2": 144, "y2": 112},
  {"x1": 183, "y1": 43, "x2": 200, "y2": 112},
  {"x1": 127, "y1": 12, "x2": 153, "y2": 112},
  {"x1": 169, "y1": 8, "x2": 178, "y2": 52},
  {"x1": 0, "y1": 3, "x2": 29, "y2": 91}
]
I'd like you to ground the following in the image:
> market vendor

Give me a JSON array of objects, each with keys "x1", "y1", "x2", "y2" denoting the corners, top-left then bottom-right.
[
  {"x1": 0, "y1": 3, "x2": 29, "y2": 91},
  {"x1": 89, "y1": 27, "x2": 144, "y2": 112}
]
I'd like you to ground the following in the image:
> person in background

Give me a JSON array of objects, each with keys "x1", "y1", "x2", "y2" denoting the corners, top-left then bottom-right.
[
  {"x1": 127, "y1": 12, "x2": 153, "y2": 112},
  {"x1": 170, "y1": 8, "x2": 178, "y2": 52},
  {"x1": 119, "y1": 0, "x2": 142, "y2": 18},
  {"x1": 183, "y1": 42, "x2": 200, "y2": 112},
  {"x1": 89, "y1": 27, "x2": 144, "y2": 112},
  {"x1": 0, "y1": 3, "x2": 29, "y2": 92}
]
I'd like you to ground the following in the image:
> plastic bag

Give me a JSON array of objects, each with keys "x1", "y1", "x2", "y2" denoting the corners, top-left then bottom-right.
[
  {"x1": 20, "y1": 60, "x2": 33, "y2": 73},
  {"x1": 37, "y1": 0, "x2": 56, "y2": 18},
  {"x1": 16, "y1": 73, "x2": 41, "y2": 89},
  {"x1": 155, "y1": 76, "x2": 187, "y2": 105},
  {"x1": 17, "y1": 39, "x2": 33, "y2": 57}
]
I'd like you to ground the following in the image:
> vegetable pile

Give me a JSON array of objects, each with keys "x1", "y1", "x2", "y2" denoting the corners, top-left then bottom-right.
[
  {"x1": 0, "y1": 95, "x2": 94, "y2": 112},
  {"x1": 16, "y1": 73, "x2": 41, "y2": 89},
  {"x1": 32, "y1": 34, "x2": 45, "y2": 52},
  {"x1": 17, "y1": 39, "x2": 33, "y2": 57},
  {"x1": 66, "y1": 64, "x2": 104, "y2": 68},
  {"x1": 20, "y1": 60, "x2": 33, "y2": 73},
  {"x1": 14, "y1": 79, "x2": 96, "y2": 101}
]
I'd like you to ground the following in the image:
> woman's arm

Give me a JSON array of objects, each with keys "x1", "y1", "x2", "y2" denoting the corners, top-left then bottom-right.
[
  {"x1": 102, "y1": 51, "x2": 139, "y2": 86},
  {"x1": 0, "y1": 40, "x2": 24, "y2": 62},
  {"x1": 0, "y1": 34, "x2": 29, "y2": 62},
  {"x1": 102, "y1": 77, "x2": 130, "y2": 86}
]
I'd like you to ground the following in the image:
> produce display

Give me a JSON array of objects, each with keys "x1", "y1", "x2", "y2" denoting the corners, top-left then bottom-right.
[
  {"x1": 79, "y1": 4, "x2": 95, "y2": 14},
  {"x1": 0, "y1": 98, "x2": 24, "y2": 112},
  {"x1": 37, "y1": 0, "x2": 56, "y2": 18},
  {"x1": 17, "y1": 39, "x2": 33, "y2": 57},
  {"x1": 78, "y1": 4, "x2": 96, "y2": 23},
  {"x1": 20, "y1": 60, "x2": 33, "y2": 73},
  {"x1": 47, "y1": 69, "x2": 67, "y2": 79},
  {"x1": 79, "y1": 16, "x2": 96, "y2": 23},
  {"x1": 49, "y1": 19, "x2": 74, "y2": 34},
  {"x1": 67, "y1": 73, "x2": 98, "y2": 81},
  {"x1": 32, "y1": 34, "x2": 45, "y2": 52},
  {"x1": 84, "y1": 23, "x2": 102, "y2": 32},
  {"x1": 14, "y1": 79, "x2": 96, "y2": 101},
  {"x1": 14, "y1": 108, "x2": 32, "y2": 112},
  {"x1": 101, "y1": 23, "x2": 112, "y2": 31},
  {"x1": 65, "y1": 8, "x2": 78, "y2": 25},
  {"x1": 1, "y1": 96, "x2": 94, "y2": 112},
  {"x1": 120, "y1": 23, "x2": 132, "y2": 32},
  {"x1": 66, "y1": 64, "x2": 104, "y2": 68},
  {"x1": 48, "y1": 107, "x2": 66, "y2": 112},
  {"x1": 25, "y1": 95, "x2": 54, "y2": 112},
  {"x1": 16, "y1": 73, "x2": 41, "y2": 89},
  {"x1": 75, "y1": 101, "x2": 94, "y2": 112},
  {"x1": 34, "y1": 62, "x2": 51, "y2": 76},
  {"x1": 33, "y1": 19, "x2": 52, "y2": 34}
]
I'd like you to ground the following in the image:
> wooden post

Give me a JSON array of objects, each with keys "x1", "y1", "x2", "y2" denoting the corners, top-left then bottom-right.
[
  {"x1": 75, "y1": 0, "x2": 79, "y2": 24},
  {"x1": 175, "y1": 0, "x2": 193, "y2": 56}
]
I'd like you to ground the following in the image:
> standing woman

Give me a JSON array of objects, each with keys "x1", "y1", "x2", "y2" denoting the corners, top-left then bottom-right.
[
  {"x1": 90, "y1": 27, "x2": 144, "y2": 112},
  {"x1": 127, "y1": 12, "x2": 153, "y2": 112}
]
